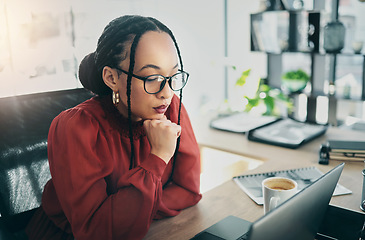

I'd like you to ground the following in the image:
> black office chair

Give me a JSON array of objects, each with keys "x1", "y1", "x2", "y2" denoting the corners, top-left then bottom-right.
[{"x1": 0, "y1": 88, "x2": 94, "y2": 239}]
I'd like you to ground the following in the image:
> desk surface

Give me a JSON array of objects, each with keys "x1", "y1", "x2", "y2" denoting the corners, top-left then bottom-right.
[{"x1": 144, "y1": 116, "x2": 365, "y2": 239}]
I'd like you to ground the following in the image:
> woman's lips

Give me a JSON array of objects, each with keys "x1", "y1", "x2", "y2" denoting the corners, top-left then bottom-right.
[{"x1": 153, "y1": 105, "x2": 168, "y2": 114}]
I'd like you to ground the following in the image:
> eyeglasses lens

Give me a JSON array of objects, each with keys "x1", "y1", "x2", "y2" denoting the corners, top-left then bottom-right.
[
  {"x1": 145, "y1": 75, "x2": 164, "y2": 94},
  {"x1": 144, "y1": 72, "x2": 188, "y2": 94}
]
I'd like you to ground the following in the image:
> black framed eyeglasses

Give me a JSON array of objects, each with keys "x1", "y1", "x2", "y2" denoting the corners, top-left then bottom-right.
[{"x1": 115, "y1": 67, "x2": 189, "y2": 94}]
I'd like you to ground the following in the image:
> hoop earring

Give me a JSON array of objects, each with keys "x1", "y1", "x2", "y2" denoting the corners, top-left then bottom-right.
[{"x1": 112, "y1": 91, "x2": 120, "y2": 106}]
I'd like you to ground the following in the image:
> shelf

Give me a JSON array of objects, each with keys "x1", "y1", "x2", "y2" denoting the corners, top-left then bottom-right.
[
  {"x1": 250, "y1": 10, "x2": 320, "y2": 53},
  {"x1": 253, "y1": 50, "x2": 365, "y2": 57},
  {"x1": 250, "y1": 1, "x2": 365, "y2": 125}
]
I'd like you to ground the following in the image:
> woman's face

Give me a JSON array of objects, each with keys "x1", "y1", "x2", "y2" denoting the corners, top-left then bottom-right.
[{"x1": 115, "y1": 31, "x2": 178, "y2": 121}]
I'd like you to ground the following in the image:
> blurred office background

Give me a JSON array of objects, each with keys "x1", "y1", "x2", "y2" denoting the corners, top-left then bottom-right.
[{"x1": 0, "y1": 0, "x2": 364, "y2": 127}]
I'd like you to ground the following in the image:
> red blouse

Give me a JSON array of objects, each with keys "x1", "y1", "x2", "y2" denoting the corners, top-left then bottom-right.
[{"x1": 26, "y1": 94, "x2": 202, "y2": 240}]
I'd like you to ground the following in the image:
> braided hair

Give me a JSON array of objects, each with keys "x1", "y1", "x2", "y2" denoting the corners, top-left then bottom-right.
[{"x1": 79, "y1": 15, "x2": 184, "y2": 182}]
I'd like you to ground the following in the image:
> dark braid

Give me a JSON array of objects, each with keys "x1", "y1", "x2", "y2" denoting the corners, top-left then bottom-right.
[
  {"x1": 82, "y1": 15, "x2": 185, "y2": 177},
  {"x1": 169, "y1": 33, "x2": 184, "y2": 181},
  {"x1": 148, "y1": 18, "x2": 185, "y2": 183},
  {"x1": 126, "y1": 33, "x2": 143, "y2": 169},
  {"x1": 167, "y1": 89, "x2": 183, "y2": 184}
]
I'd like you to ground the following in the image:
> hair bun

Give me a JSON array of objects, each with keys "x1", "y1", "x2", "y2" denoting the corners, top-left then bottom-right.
[{"x1": 79, "y1": 52, "x2": 111, "y2": 95}]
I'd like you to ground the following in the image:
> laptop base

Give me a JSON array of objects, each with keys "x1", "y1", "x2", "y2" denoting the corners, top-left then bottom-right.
[{"x1": 191, "y1": 216, "x2": 251, "y2": 240}]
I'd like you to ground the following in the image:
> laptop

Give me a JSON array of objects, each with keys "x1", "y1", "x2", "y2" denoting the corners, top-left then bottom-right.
[{"x1": 191, "y1": 163, "x2": 345, "y2": 240}]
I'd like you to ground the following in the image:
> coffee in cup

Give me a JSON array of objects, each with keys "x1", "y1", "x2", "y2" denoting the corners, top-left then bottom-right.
[{"x1": 262, "y1": 177, "x2": 298, "y2": 214}]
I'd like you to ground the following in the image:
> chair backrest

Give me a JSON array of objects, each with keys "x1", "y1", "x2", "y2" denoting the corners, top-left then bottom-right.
[{"x1": 0, "y1": 88, "x2": 94, "y2": 232}]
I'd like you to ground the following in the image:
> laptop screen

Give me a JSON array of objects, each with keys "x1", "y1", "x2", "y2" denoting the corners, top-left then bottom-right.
[
  {"x1": 247, "y1": 163, "x2": 344, "y2": 240},
  {"x1": 191, "y1": 163, "x2": 344, "y2": 240}
]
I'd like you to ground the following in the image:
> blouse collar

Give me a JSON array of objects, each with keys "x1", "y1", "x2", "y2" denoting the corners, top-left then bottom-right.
[{"x1": 99, "y1": 95, "x2": 145, "y2": 139}]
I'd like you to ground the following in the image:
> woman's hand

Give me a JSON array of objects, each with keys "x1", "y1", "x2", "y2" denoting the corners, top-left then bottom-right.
[{"x1": 143, "y1": 116, "x2": 181, "y2": 163}]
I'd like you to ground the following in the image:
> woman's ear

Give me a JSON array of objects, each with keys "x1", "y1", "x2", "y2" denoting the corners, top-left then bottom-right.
[{"x1": 102, "y1": 66, "x2": 118, "y2": 91}]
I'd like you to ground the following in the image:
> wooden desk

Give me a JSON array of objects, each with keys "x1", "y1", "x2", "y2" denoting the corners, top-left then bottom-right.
[{"x1": 144, "y1": 117, "x2": 365, "y2": 239}]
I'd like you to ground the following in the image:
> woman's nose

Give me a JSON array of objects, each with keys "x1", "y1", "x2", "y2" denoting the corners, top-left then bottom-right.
[{"x1": 157, "y1": 80, "x2": 173, "y2": 99}]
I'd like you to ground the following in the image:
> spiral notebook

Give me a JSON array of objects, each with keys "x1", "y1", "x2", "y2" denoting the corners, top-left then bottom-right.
[{"x1": 233, "y1": 166, "x2": 352, "y2": 205}]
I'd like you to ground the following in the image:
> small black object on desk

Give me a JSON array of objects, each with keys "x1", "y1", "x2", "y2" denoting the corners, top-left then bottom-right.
[{"x1": 319, "y1": 143, "x2": 330, "y2": 165}]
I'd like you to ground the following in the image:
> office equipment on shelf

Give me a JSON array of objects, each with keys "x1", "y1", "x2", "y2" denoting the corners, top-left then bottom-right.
[
  {"x1": 319, "y1": 140, "x2": 365, "y2": 165},
  {"x1": 247, "y1": 118, "x2": 328, "y2": 149},
  {"x1": 209, "y1": 112, "x2": 278, "y2": 133},
  {"x1": 192, "y1": 164, "x2": 344, "y2": 240},
  {"x1": 233, "y1": 166, "x2": 351, "y2": 205}
]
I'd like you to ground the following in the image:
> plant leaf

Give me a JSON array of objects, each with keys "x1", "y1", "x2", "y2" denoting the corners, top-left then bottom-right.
[
  {"x1": 244, "y1": 96, "x2": 259, "y2": 112},
  {"x1": 282, "y1": 69, "x2": 310, "y2": 81},
  {"x1": 259, "y1": 84, "x2": 271, "y2": 93},
  {"x1": 264, "y1": 96, "x2": 275, "y2": 113},
  {"x1": 236, "y1": 69, "x2": 251, "y2": 86}
]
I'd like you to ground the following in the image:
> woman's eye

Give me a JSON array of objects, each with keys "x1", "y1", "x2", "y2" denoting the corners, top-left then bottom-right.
[
  {"x1": 145, "y1": 76, "x2": 157, "y2": 81},
  {"x1": 147, "y1": 75, "x2": 164, "y2": 82}
]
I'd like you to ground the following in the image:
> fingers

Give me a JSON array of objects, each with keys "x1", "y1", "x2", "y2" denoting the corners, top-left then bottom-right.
[
  {"x1": 143, "y1": 118, "x2": 181, "y2": 137},
  {"x1": 143, "y1": 117, "x2": 181, "y2": 163},
  {"x1": 143, "y1": 116, "x2": 169, "y2": 126}
]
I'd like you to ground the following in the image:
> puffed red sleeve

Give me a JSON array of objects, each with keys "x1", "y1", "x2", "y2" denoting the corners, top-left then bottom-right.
[
  {"x1": 154, "y1": 97, "x2": 202, "y2": 218},
  {"x1": 46, "y1": 108, "x2": 167, "y2": 240}
]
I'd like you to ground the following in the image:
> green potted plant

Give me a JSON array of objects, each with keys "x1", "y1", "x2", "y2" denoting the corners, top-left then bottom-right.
[
  {"x1": 235, "y1": 68, "x2": 292, "y2": 117},
  {"x1": 281, "y1": 69, "x2": 310, "y2": 93}
]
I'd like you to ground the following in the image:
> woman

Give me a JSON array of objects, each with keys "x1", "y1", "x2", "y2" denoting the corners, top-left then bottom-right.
[{"x1": 26, "y1": 15, "x2": 202, "y2": 240}]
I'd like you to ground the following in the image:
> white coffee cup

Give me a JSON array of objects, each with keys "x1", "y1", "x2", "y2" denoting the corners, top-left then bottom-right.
[{"x1": 262, "y1": 177, "x2": 298, "y2": 214}]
